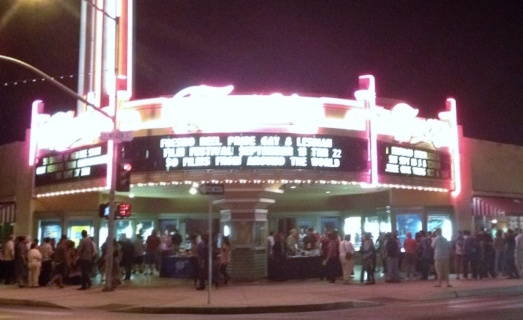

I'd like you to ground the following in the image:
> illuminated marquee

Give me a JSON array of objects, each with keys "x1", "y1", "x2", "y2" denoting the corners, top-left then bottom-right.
[
  {"x1": 123, "y1": 133, "x2": 368, "y2": 173},
  {"x1": 30, "y1": 85, "x2": 455, "y2": 155},
  {"x1": 29, "y1": 78, "x2": 460, "y2": 194},
  {"x1": 377, "y1": 142, "x2": 452, "y2": 180},
  {"x1": 34, "y1": 144, "x2": 109, "y2": 187}
]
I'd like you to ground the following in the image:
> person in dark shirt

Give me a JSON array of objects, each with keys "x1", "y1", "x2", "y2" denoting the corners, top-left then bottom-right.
[
  {"x1": 302, "y1": 228, "x2": 317, "y2": 251},
  {"x1": 49, "y1": 236, "x2": 68, "y2": 288},
  {"x1": 145, "y1": 230, "x2": 161, "y2": 275},
  {"x1": 385, "y1": 232, "x2": 401, "y2": 283},
  {"x1": 171, "y1": 229, "x2": 183, "y2": 254},
  {"x1": 118, "y1": 234, "x2": 135, "y2": 281},
  {"x1": 504, "y1": 229, "x2": 520, "y2": 279},
  {"x1": 269, "y1": 232, "x2": 286, "y2": 281}
]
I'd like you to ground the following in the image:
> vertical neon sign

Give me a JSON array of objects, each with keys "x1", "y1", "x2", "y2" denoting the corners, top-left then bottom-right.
[
  {"x1": 446, "y1": 98, "x2": 461, "y2": 197},
  {"x1": 29, "y1": 100, "x2": 45, "y2": 166},
  {"x1": 358, "y1": 75, "x2": 378, "y2": 185}
]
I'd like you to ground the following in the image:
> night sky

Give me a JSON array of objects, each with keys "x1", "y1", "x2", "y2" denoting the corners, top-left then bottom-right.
[{"x1": 1, "y1": 0, "x2": 522, "y2": 146}]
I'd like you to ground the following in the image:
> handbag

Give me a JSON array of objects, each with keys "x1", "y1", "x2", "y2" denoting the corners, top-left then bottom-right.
[{"x1": 344, "y1": 242, "x2": 354, "y2": 260}]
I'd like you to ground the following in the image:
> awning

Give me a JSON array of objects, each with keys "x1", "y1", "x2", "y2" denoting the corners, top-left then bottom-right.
[
  {"x1": 472, "y1": 196, "x2": 523, "y2": 216},
  {"x1": 0, "y1": 202, "x2": 16, "y2": 224}
]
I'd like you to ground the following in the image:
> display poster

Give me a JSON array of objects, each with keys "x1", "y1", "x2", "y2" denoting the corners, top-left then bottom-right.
[
  {"x1": 122, "y1": 133, "x2": 368, "y2": 173},
  {"x1": 41, "y1": 224, "x2": 61, "y2": 241},
  {"x1": 70, "y1": 225, "x2": 89, "y2": 247}
]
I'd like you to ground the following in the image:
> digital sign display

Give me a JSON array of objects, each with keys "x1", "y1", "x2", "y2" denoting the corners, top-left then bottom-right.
[
  {"x1": 377, "y1": 142, "x2": 452, "y2": 180},
  {"x1": 34, "y1": 144, "x2": 108, "y2": 187},
  {"x1": 123, "y1": 133, "x2": 368, "y2": 173}
]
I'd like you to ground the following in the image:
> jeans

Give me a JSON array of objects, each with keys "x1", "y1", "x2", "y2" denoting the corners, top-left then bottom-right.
[{"x1": 78, "y1": 259, "x2": 93, "y2": 288}]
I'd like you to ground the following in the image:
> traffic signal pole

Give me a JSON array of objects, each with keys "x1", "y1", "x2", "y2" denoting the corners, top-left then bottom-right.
[
  {"x1": 103, "y1": 138, "x2": 119, "y2": 291},
  {"x1": 0, "y1": 53, "x2": 119, "y2": 291}
]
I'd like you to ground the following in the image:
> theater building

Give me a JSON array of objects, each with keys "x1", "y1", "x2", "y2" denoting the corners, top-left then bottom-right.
[
  {"x1": 2, "y1": 0, "x2": 522, "y2": 281},
  {"x1": 0, "y1": 74, "x2": 475, "y2": 280}
]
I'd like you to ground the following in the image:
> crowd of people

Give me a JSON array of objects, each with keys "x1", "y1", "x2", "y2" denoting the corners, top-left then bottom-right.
[
  {"x1": 0, "y1": 228, "x2": 232, "y2": 292},
  {"x1": 267, "y1": 226, "x2": 523, "y2": 286},
  {"x1": 0, "y1": 233, "x2": 92, "y2": 289},
  {"x1": 2, "y1": 226, "x2": 521, "y2": 290}
]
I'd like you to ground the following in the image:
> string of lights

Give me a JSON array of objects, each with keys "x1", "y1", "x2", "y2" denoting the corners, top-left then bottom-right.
[
  {"x1": 1, "y1": 72, "x2": 100, "y2": 87},
  {"x1": 1, "y1": 74, "x2": 78, "y2": 87}
]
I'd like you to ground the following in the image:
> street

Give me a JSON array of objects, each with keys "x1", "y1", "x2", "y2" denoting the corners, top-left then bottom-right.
[{"x1": 1, "y1": 293, "x2": 522, "y2": 320}]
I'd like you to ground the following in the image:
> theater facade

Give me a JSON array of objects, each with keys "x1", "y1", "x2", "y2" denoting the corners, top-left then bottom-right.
[{"x1": 0, "y1": 75, "x2": 475, "y2": 280}]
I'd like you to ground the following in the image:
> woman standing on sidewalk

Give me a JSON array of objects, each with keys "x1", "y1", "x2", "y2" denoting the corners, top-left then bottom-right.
[
  {"x1": 403, "y1": 232, "x2": 418, "y2": 280},
  {"x1": 325, "y1": 232, "x2": 340, "y2": 283},
  {"x1": 219, "y1": 236, "x2": 231, "y2": 285},
  {"x1": 27, "y1": 242, "x2": 42, "y2": 288},
  {"x1": 339, "y1": 234, "x2": 355, "y2": 284},
  {"x1": 360, "y1": 232, "x2": 376, "y2": 284}
]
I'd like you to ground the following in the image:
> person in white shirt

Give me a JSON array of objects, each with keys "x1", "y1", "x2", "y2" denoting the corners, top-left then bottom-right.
[
  {"x1": 38, "y1": 237, "x2": 54, "y2": 286},
  {"x1": 339, "y1": 234, "x2": 356, "y2": 284},
  {"x1": 432, "y1": 228, "x2": 452, "y2": 288},
  {"x1": 267, "y1": 231, "x2": 275, "y2": 257},
  {"x1": 3, "y1": 235, "x2": 15, "y2": 284},
  {"x1": 27, "y1": 242, "x2": 43, "y2": 288}
]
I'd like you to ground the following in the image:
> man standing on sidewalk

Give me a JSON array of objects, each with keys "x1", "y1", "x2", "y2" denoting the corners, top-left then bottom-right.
[
  {"x1": 432, "y1": 227, "x2": 452, "y2": 288},
  {"x1": 514, "y1": 228, "x2": 523, "y2": 277},
  {"x1": 76, "y1": 230, "x2": 94, "y2": 290},
  {"x1": 3, "y1": 234, "x2": 15, "y2": 285}
]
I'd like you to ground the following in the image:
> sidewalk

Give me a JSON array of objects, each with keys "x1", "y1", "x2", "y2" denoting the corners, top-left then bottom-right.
[{"x1": 0, "y1": 273, "x2": 522, "y2": 314}]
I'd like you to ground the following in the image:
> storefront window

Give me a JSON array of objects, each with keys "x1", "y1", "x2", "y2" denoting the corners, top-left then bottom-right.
[
  {"x1": 99, "y1": 220, "x2": 133, "y2": 247},
  {"x1": 136, "y1": 221, "x2": 154, "y2": 238},
  {"x1": 320, "y1": 217, "x2": 339, "y2": 232},
  {"x1": 427, "y1": 214, "x2": 452, "y2": 240},
  {"x1": 297, "y1": 218, "x2": 314, "y2": 233},
  {"x1": 68, "y1": 220, "x2": 93, "y2": 247},
  {"x1": 160, "y1": 219, "x2": 179, "y2": 235},
  {"x1": 364, "y1": 215, "x2": 390, "y2": 239},
  {"x1": 343, "y1": 216, "x2": 362, "y2": 249},
  {"x1": 364, "y1": 216, "x2": 379, "y2": 239},
  {"x1": 39, "y1": 220, "x2": 62, "y2": 242},
  {"x1": 396, "y1": 213, "x2": 422, "y2": 247}
]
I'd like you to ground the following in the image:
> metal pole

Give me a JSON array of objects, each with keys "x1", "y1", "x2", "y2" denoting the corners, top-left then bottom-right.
[
  {"x1": 102, "y1": 8, "x2": 121, "y2": 292},
  {"x1": 103, "y1": 138, "x2": 118, "y2": 291},
  {"x1": 207, "y1": 197, "x2": 212, "y2": 305}
]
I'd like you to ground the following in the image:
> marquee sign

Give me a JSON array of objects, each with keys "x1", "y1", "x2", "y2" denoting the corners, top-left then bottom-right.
[
  {"x1": 123, "y1": 133, "x2": 368, "y2": 173},
  {"x1": 34, "y1": 144, "x2": 108, "y2": 187},
  {"x1": 29, "y1": 77, "x2": 460, "y2": 195},
  {"x1": 377, "y1": 142, "x2": 452, "y2": 181}
]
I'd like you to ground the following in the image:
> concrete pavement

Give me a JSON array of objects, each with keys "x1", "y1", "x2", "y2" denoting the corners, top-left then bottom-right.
[{"x1": 0, "y1": 272, "x2": 522, "y2": 314}]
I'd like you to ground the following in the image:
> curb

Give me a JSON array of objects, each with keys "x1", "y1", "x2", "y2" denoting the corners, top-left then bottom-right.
[
  {"x1": 113, "y1": 300, "x2": 381, "y2": 314},
  {"x1": 422, "y1": 285, "x2": 523, "y2": 301},
  {"x1": 0, "y1": 298, "x2": 68, "y2": 309},
  {"x1": 1, "y1": 284, "x2": 521, "y2": 314}
]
